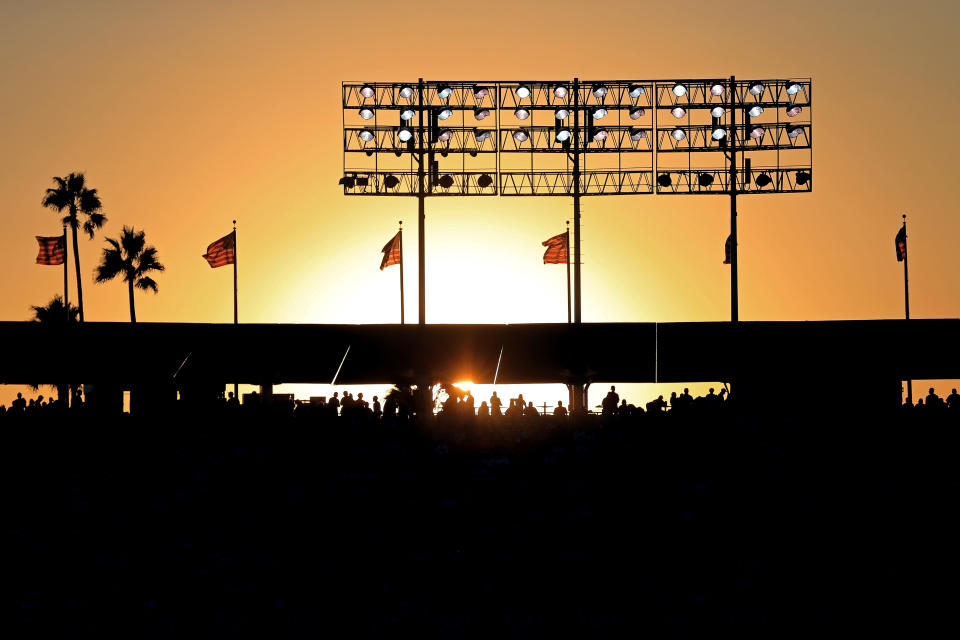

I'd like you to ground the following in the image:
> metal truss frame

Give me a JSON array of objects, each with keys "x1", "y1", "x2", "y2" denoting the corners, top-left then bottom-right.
[{"x1": 342, "y1": 78, "x2": 812, "y2": 198}]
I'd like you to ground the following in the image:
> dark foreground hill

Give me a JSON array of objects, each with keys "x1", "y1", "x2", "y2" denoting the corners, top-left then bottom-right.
[{"x1": 6, "y1": 407, "x2": 958, "y2": 636}]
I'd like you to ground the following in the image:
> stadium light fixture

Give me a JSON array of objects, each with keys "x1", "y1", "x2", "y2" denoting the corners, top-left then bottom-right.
[
  {"x1": 710, "y1": 82, "x2": 725, "y2": 96},
  {"x1": 629, "y1": 84, "x2": 645, "y2": 98},
  {"x1": 473, "y1": 85, "x2": 489, "y2": 99},
  {"x1": 513, "y1": 129, "x2": 529, "y2": 142},
  {"x1": 796, "y1": 170, "x2": 811, "y2": 185},
  {"x1": 556, "y1": 128, "x2": 571, "y2": 142},
  {"x1": 359, "y1": 129, "x2": 375, "y2": 142},
  {"x1": 438, "y1": 108, "x2": 453, "y2": 120},
  {"x1": 437, "y1": 84, "x2": 453, "y2": 99},
  {"x1": 554, "y1": 84, "x2": 568, "y2": 98},
  {"x1": 359, "y1": 108, "x2": 374, "y2": 120},
  {"x1": 748, "y1": 105, "x2": 764, "y2": 117},
  {"x1": 711, "y1": 106, "x2": 725, "y2": 118},
  {"x1": 360, "y1": 84, "x2": 375, "y2": 98},
  {"x1": 629, "y1": 127, "x2": 647, "y2": 141},
  {"x1": 593, "y1": 128, "x2": 608, "y2": 142},
  {"x1": 671, "y1": 107, "x2": 686, "y2": 118},
  {"x1": 712, "y1": 127, "x2": 726, "y2": 141},
  {"x1": 474, "y1": 129, "x2": 492, "y2": 142},
  {"x1": 787, "y1": 125, "x2": 804, "y2": 139},
  {"x1": 516, "y1": 84, "x2": 531, "y2": 98},
  {"x1": 384, "y1": 175, "x2": 400, "y2": 189},
  {"x1": 474, "y1": 108, "x2": 490, "y2": 120},
  {"x1": 515, "y1": 108, "x2": 530, "y2": 120},
  {"x1": 397, "y1": 127, "x2": 413, "y2": 142},
  {"x1": 748, "y1": 82, "x2": 764, "y2": 96},
  {"x1": 398, "y1": 84, "x2": 414, "y2": 99},
  {"x1": 400, "y1": 108, "x2": 415, "y2": 121},
  {"x1": 698, "y1": 173, "x2": 714, "y2": 186},
  {"x1": 749, "y1": 125, "x2": 765, "y2": 139},
  {"x1": 785, "y1": 81, "x2": 801, "y2": 96},
  {"x1": 672, "y1": 127, "x2": 686, "y2": 141},
  {"x1": 786, "y1": 105, "x2": 802, "y2": 117},
  {"x1": 437, "y1": 129, "x2": 453, "y2": 142},
  {"x1": 672, "y1": 83, "x2": 687, "y2": 97},
  {"x1": 592, "y1": 83, "x2": 608, "y2": 98},
  {"x1": 630, "y1": 107, "x2": 645, "y2": 120},
  {"x1": 477, "y1": 173, "x2": 493, "y2": 188},
  {"x1": 657, "y1": 173, "x2": 672, "y2": 187},
  {"x1": 755, "y1": 173, "x2": 772, "y2": 188},
  {"x1": 592, "y1": 107, "x2": 608, "y2": 119},
  {"x1": 555, "y1": 108, "x2": 570, "y2": 120}
]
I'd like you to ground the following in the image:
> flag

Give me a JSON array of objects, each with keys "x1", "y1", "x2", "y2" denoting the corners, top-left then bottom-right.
[
  {"x1": 723, "y1": 235, "x2": 732, "y2": 264},
  {"x1": 542, "y1": 232, "x2": 568, "y2": 264},
  {"x1": 380, "y1": 231, "x2": 401, "y2": 270},
  {"x1": 36, "y1": 236, "x2": 65, "y2": 266},
  {"x1": 202, "y1": 231, "x2": 236, "y2": 268},
  {"x1": 895, "y1": 225, "x2": 907, "y2": 262}
]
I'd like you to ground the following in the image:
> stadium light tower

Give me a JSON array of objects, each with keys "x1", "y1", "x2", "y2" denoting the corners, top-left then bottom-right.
[{"x1": 341, "y1": 77, "x2": 811, "y2": 407}]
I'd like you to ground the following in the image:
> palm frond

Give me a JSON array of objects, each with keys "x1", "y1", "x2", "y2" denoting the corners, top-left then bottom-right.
[
  {"x1": 95, "y1": 245, "x2": 128, "y2": 283},
  {"x1": 42, "y1": 187, "x2": 70, "y2": 211},
  {"x1": 135, "y1": 246, "x2": 165, "y2": 276},
  {"x1": 79, "y1": 187, "x2": 102, "y2": 213},
  {"x1": 66, "y1": 172, "x2": 86, "y2": 193},
  {"x1": 120, "y1": 226, "x2": 146, "y2": 257},
  {"x1": 135, "y1": 276, "x2": 159, "y2": 293},
  {"x1": 82, "y1": 211, "x2": 107, "y2": 238}
]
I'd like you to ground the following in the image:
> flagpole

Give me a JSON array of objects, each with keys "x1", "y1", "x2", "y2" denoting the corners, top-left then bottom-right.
[
  {"x1": 233, "y1": 220, "x2": 239, "y2": 402},
  {"x1": 565, "y1": 221, "x2": 571, "y2": 324},
  {"x1": 902, "y1": 214, "x2": 911, "y2": 405},
  {"x1": 399, "y1": 221, "x2": 405, "y2": 325}
]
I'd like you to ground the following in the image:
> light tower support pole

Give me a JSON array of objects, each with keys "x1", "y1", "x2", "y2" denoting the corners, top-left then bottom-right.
[{"x1": 728, "y1": 75, "x2": 739, "y2": 324}]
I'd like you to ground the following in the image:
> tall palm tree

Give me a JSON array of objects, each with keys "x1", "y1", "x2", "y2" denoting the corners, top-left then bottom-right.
[
  {"x1": 30, "y1": 295, "x2": 80, "y2": 404},
  {"x1": 94, "y1": 226, "x2": 165, "y2": 323},
  {"x1": 41, "y1": 173, "x2": 106, "y2": 322}
]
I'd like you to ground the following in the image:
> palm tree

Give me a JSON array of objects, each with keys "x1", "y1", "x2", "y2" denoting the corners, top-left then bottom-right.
[
  {"x1": 30, "y1": 295, "x2": 80, "y2": 404},
  {"x1": 30, "y1": 295, "x2": 80, "y2": 325},
  {"x1": 41, "y1": 173, "x2": 106, "y2": 322},
  {"x1": 94, "y1": 226, "x2": 165, "y2": 323}
]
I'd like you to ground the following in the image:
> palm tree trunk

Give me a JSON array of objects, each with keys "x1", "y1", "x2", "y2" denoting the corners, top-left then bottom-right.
[
  {"x1": 71, "y1": 216, "x2": 84, "y2": 322},
  {"x1": 128, "y1": 279, "x2": 136, "y2": 323}
]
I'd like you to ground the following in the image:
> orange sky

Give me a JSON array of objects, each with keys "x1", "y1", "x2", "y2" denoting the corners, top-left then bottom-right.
[{"x1": 1, "y1": 1, "x2": 958, "y2": 405}]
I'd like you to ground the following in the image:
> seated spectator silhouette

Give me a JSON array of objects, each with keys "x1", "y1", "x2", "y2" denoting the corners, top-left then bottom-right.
[
  {"x1": 645, "y1": 395, "x2": 667, "y2": 413},
  {"x1": 619, "y1": 399, "x2": 629, "y2": 415},
  {"x1": 477, "y1": 401, "x2": 489, "y2": 417},
  {"x1": 505, "y1": 399, "x2": 522, "y2": 418},
  {"x1": 553, "y1": 401, "x2": 568, "y2": 417},
  {"x1": 226, "y1": 391, "x2": 239, "y2": 408},
  {"x1": 524, "y1": 402, "x2": 539, "y2": 418}
]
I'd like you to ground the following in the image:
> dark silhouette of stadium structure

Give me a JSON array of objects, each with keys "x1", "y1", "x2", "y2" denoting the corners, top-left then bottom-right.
[{"x1": 2, "y1": 319, "x2": 957, "y2": 413}]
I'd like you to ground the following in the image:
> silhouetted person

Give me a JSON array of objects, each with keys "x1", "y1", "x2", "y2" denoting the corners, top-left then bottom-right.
[
  {"x1": 601, "y1": 386, "x2": 619, "y2": 415},
  {"x1": 226, "y1": 391, "x2": 239, "y2": 408},
  {"x1": 12, "y1": 392, "x2": 26, "y2": 413},
  {"x1": 517, "y1": 394, "x2": 526, "y2": 410},
  {"x1": 464, "y1": 391, "x2": 475, "y2": 416},
  {"x1": 645, "y1": 395, "x2": 666, "y2": 413},
  {"x1": 477, "y1": 401, "x2": 489, "y2": 417},
  {"x1": 524, "y1": 402, "x2": 539, "y2": 418},
  {"x1": 506, "y1": 399, "x2": 521, "y2": 418},
  {"x1": 329, "y1": 392, "x2": 340, "y2": 415},
  {"x1": 372, "y1": 395, "x2": 381, "y2": 417},
  {"x1": 553, "y1": 401, "x2": 567, "y2": 417},
  {"x1": 947, "y1": 389, "x2": 960, "y2": 410},
  {"x1": 490, "y1": 392, "x2": 502, "y2": 416},
  {"x1": 926, "y1": 387, "x2": 941, "y2": 408}
]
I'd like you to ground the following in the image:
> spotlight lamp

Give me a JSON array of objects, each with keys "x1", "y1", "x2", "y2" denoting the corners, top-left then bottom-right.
[
  {"x1": 593, "y1": 128, "x2": 608, "y2": 142},
  {"x1": 474, "y1": 108, "x2": 490, "y2": 120},
  {"x1": 397, "y1": 127, "x2": 413, "y2": 142},
  {"x1": 712, "y1": 127, "x2": 726, "y2": 141},
  {"x1": 356, "y1": 177, "x2": 369, "y2": 187},
  {"x1": 629, "y1": 107, "x2": 646, "y2": 120},
  {"x1": 672, "y1": 82, "x2": 687, "y2": 97},
  {"x1": 748, "y1": 105, "x2": 764, "y2": 117},
  {"x1": 437, "y1": 84, "x2": 453, "y2": 99},
  {"x1": 438, "y1": 174, "x2": 455, "y2": 189},
  {"x1": 359, "y1": 108, "x2": 375, "y2": 120},
  {"x1": 473, "y1": 85, "x2": 489, "y2": 99},
  {"x1": 555, "y1": 108, "x2": 570, "y2": 120},
  {"x1": 438, "y1": 108, "x2": 453, "y2": 120},
  {"x1": 629, "y1": 127, "x2": 647, "y2": 141},
  {"x1": 710, "y1": 82, "x2": 725, "y2": 96},
  {"x1": 592, "y1": 83, "x2": 608, "y2": 98},
  {"x1": 755, "y1": 173, "x2": 772, "y2": 188},
  {"x1": 513, "y1": 129, "x2": 529, "y2": 142},
  {"x1": 516, "y1": 84, "x2": 531, "y2": 99},
  {"x1": 398, "y1": 84, "x2": 414, "y2": 99},
  {"x1": 785, "y1": 81, "x2": 802, "y2": 96},
  {"x1": 360, "y1": 84, "x2": 375, "y2": 98},
  {"x1": 400, "y1": 109, "x2": 415, "y2": 121},
  {"x1": 657, "y1": 173, "x2": 672, "y2": 188},
  {"x1": 785, "y1": 105, "x2": 802, "y2": 117},
  {"x1": 437, "y1": 129, "x2": 453, "y2": 143},
  {"x1": 477, "y1": 173, "x2": 493, "y2": 188},
  {"x1": 796, "y1": 170, "x2": 811, "y2": 186},
  {"x1": 514, "y1": 108, "x2": 530, "y2": 120},
  {"x1": 554, "y1": 84, "x2": 568, "y2": 98},
  {"x1": 592, "y1": 107, "x2": 608, "y2": 119},
  {"x1": 628, "y1": 84, "x2": 645, "y2": 98},
  {"x1": 749, "y1": 125, "x2": 765, "y2": 140},
  {"x1": 384, "y1": 175, "x2": 400, "y2": 189},
  {"x1": 698, "y1": 173, "x2": 715, "y2": 187},
  {"x1": 711, "y1": 106, "x2": 725, "y2": 118},
  {"x1": 748, "y1": 82, "x2": 764, "y2": 96},
  {"x1": 474, "y1": 128, "x2": 492, "y2": 142},
  {"x1": 671, "y1": 127, "x2": 686, "y2": 141},
  {"x1": 556, "y1": 128, "x2": 571, "y2": 143},
  {"x1": 671, "y1": 107, "x2": 686, "y2": 119},
  {"x1": 338, "y1": 176, "x2": 356, "y2": 188},
  {"x1": 787, "y1": 125, "x2": 804, "y2": 139},
  {"x1": 358, "y1": 129, "x2": 375, "y2": 142}
]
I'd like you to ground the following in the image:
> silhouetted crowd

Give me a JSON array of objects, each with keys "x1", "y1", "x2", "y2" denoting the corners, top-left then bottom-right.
[{"x1": 6, "y1": 378, "x2": 960, "y2": 636}]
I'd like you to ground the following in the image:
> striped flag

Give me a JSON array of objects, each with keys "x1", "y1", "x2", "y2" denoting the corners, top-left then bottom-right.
[
  {"x1": 380, "y1": 231, "x2": 401, "y2": 270},
  {"x1": 895, "y1": 225, "x2": 907, "y2": 262},
  {"x1": 542, "y1": 232, "x2": 568, "y2": 264},
  {"x1": 202, "y1": 231, "x2": 236, "y2": 268},
  {"x1": 723, "y1": 235, "x2": 732, "y2": 264},
  {"x1": 36, "y1": 236, "x2": 65, "y2": 265}
]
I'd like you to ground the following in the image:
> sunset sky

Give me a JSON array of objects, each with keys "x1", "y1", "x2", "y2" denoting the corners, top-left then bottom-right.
[{"x1": 1, "y1": 1, "x2": 958, "y2": 406}]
